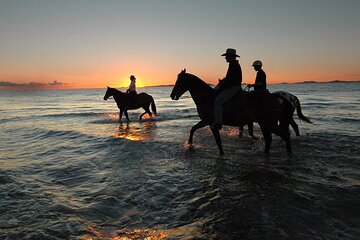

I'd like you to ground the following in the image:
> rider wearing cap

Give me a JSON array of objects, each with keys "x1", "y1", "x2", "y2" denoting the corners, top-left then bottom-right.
[
  {"x1": 248, "y1": 60, "x2": 268, "y2": 108},
  {"x1": 248, "y1": 60, "x2": 266, "y2": 92},
  {"x1": 212, "y1": 48, "x2": 242, "y2": 130}
]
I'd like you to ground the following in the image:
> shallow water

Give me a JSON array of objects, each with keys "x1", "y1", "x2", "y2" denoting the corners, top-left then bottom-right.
[{"x1": 0, "y1": 82, "x2": 359, "y2": 239}]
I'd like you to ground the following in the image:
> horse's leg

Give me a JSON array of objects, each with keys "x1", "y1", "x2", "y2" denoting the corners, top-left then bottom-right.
[
  {"x1": 145, "y1": 106, "x2": 152, "y2": 117},
  {"x1": 279, "y1": 121, "x2": 292, "y2": 155},
  {"x1": 139, "y1": 112, "x2": 146, "y2": 120},
  {"x1": 290, "y1": 117, "x2": 300, "y2": 136},
  {"x1": 239, "y1": 122, "x2": 255, "y2": 139},
  {"x1": 260, "y1": 124, "x2": 272, "y2": 154},
  {"x1": 248, "y1": 122, "x2": 254, "y2": 138},
  {"x1": 188, "y1": 120, "x2": 207, "y2": 144},
  {"x1": 238, "y1": 124, "x2": 244, "y2": 138},
  {"x1": 210, "y1": 127, "x2": 224, "y2": 155},
  {"x1": 139, "y1": 106, "x2": 152, "y2": 120},
  {"x1": 119, "y1": 109, "x2": 123, "y2": 122},
  {"x1": 124, "y1": 110, "x2": 130, "y2": 121}
]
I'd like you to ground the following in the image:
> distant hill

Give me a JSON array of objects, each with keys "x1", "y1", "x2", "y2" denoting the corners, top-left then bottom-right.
[{"x1": 293, "y1": 80, "x2": 360, "y2": 84}]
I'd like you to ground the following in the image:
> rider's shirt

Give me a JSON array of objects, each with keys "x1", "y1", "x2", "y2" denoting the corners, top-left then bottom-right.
[
  {"x1": 254, "y1": 69, "x2": 266, "y2": 91},
  {"x1": 220, "y1": 60, "x2": 242, "y2": 90},
  {"x1": 128, "y1": 80, "x2": 136, "y2": 93}
]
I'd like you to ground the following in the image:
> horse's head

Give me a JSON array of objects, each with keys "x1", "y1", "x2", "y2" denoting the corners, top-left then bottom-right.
[
  {"x1": 170, "y1": 69, "x2": 189, "y2": 100},
  {"x1": 103, "y1": 86, "x2": 117, "y2": 100}
]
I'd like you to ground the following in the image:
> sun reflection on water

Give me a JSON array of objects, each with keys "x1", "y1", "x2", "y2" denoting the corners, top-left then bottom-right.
[
  {"x1": 112, "y1": 122, "x2": 155, "y2": 141},
  {"x1": 81, "y1": 225, "x2": 167, "y2": 240}
]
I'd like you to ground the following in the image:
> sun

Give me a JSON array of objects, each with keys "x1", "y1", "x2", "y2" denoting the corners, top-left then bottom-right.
[
  {"x1": 135, "y1": 79, "x2": 145, "y2": 88},
  {"x1": 115, "y1": 76, "x2": 148, "y2": 88}
]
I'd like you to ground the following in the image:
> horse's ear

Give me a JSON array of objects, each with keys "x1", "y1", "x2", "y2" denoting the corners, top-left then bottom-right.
[{"x1": 181, "y1": 68, "x2": 186, "y2": 74}]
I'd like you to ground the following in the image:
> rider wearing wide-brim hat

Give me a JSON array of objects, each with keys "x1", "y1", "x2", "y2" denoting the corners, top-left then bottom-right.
[{"x1": 212, "y1": 48, "x2": 243, "y2": 130}]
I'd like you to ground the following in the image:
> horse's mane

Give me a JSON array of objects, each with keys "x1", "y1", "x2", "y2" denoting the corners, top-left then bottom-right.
[
  {"x1": 185, "y1": 73, "x2": 214, "y2": 93},
  {"x1": 108, "y1": 87, "x2": 124, "y2": 95}
]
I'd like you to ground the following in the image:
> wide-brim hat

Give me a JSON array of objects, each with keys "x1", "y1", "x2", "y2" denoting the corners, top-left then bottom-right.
[{"x1": 221, "y1": 48, "x2": 240, "y2": 57}]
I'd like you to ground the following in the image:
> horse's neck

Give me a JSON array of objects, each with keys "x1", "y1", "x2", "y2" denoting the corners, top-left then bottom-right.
[
  {"x1": 187, "y1": 74, "x2": 214, "y2": 104},
  {"x1": 113, "y1": 90, "x2": 125, "y2": 103}
]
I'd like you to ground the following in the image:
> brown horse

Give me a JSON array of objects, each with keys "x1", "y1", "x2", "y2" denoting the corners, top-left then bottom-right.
[
  {"x1": 103, "y1": 87, "x2": 157, "y2": 121},
  {"x1": 170, "y1": 69, "x2": 292, "y2": 155}
]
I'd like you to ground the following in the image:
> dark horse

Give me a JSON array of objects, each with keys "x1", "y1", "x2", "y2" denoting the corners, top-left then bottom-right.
[
  {"x1": 170, "y1": 69, "x2": 293, "y2": 155},
  {"x1": 239, "y1": 91, "x2": 312, "y2": 137},
  {"x1": 103, "y1": 87, "x2": 157, "y2": 121}
]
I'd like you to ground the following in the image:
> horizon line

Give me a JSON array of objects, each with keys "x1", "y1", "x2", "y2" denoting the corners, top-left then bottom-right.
[{"x1": 0, "y1": 79, "x2": 359, "y2": 91}]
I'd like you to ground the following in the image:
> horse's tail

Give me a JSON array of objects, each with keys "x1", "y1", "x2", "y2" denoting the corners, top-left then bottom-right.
[
  {"x1": 295, "y1": 96, "x2": 312, "y2": 123},
  {"x1": 150, "y1": 96, "x2": 157, "y2": 116}
]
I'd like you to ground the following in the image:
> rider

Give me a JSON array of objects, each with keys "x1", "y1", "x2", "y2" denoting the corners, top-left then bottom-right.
[
  {"x1": 247, "y1": 60, "x2": 266, "y2": 91},
  {"x1": 247, "y1": 60, "x2": 267, "y2": 107},
  {"x1": 125, "y1": 75, "x2": 137, "y2": 108},
  {"x1": 212, "y1": 48, "x2": 242, "y2": 130},
  {"x1": 127, "y1": 75, "x2": 137, "y2": 94}
]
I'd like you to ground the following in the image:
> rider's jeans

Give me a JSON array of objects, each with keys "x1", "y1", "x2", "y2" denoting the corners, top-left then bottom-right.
[{"x1": 214, "y1": 85, "x2": 242, "y2": 125}]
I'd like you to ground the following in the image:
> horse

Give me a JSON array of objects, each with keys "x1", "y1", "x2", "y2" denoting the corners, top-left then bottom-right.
[
  {"x1": 103, "y1": 86, "x2": 157, "y2": 121},
  {"x1": 170, "y1": 69, "x2": 293, "y2": 155},
  {"x1": 239, "y1": 91, "x2": 312, "y2": 137}
]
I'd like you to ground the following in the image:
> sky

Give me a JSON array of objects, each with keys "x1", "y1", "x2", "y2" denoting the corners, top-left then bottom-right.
[{"x1": 0, "y1": 0, "x2": 359, "y2": 89}]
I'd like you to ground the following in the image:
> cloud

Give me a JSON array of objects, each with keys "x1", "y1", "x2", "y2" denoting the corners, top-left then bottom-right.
[
  {"x1": 0, "y1": 81, "x2": 72, "y2": 89},
  {"x1": 345, "y1": 73, "x2": 360, "y2": 78},
  {"x1": 48, "y1": 80, "x2": 66, "y2": 86}
]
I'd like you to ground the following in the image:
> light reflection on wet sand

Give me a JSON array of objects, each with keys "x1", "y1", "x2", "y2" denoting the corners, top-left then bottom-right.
[
  {"x1": 81, "y1": 219, "x2": 209, "y2": 240},
  {"x1": 82, "y1": 225, "x2": 167, "y2": 239},
  {"x1": 112, "y1": 122, "x2": 156, "y2": 142}
]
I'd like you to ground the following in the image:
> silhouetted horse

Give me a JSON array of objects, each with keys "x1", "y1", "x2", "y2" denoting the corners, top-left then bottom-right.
[
  {"x1": 239, "y1": 91, "x2": 312, "y2": 137},
  {"x1": 103, "y1": 87, "x2": 157, "y2": 121},
  {"x1": 170, "y1": 69, "x2": 292, "y2": 155}
]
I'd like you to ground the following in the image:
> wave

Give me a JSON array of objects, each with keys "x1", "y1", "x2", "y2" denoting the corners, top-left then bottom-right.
[
  {"x1": 89, "y1": 109, "x2": 199, "y2": 124},
  {"x1": 2, "y1": 108, "x2": 199, "y2": 124}
]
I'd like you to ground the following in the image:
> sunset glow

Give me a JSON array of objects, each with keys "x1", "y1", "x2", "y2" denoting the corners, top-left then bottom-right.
[{"x1": 1, "y1": 1, "x2": 359, "y2": 90}]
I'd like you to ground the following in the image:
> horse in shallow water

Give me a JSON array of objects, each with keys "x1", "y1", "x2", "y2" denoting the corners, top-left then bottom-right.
[
  {"x1": 103, "y1": 87, "x2": 157, "y2": 121},
  {"x1": 170, "y1": 69, "x2": 293, "y2": 155},
  {"x1": 239, "y1": 90, "x2": 312, "y2": 137}
]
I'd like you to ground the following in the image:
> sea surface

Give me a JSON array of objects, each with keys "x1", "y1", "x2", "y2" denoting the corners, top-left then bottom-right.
[{"x1": 0, "y1": 82, "x2": 359, "y2": 240}]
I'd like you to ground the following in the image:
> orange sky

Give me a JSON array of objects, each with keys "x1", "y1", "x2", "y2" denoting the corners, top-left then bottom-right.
[{"x1": 1, "y1": 1, "x2": 359, "y2": 90}]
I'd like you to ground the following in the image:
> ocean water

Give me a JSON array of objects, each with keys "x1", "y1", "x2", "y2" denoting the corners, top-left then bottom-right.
[{"x1": 0, "y1": 82, "x2": 359, "y2": 240}]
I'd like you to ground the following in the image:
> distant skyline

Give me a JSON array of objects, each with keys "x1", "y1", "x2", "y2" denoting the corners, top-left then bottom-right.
[{"x1": 1, "y1": 0, "x2": 360, "y2": 89}]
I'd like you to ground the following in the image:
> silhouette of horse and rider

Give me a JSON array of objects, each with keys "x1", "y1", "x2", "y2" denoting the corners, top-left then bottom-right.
[
  {"x1": 103, "y1": 75, "x2": 157, "y2": 121},
  {"x1": 104, "y1": 49, "x2": 311, "y2": 155},
  {"x1": 170, "y1": 48, "x2": 311, "y2": 155}
]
